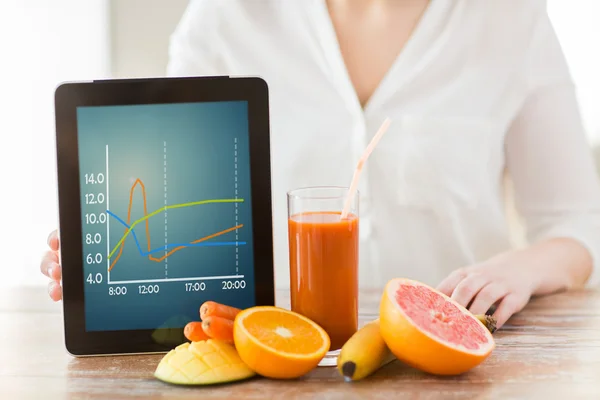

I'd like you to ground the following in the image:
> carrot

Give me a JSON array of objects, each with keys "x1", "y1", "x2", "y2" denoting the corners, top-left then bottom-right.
[
  {"x1": 184, "y1": 321, "x2": 210, "y2": 342},
  {"x1": 202, "y1": 316, "x2": 234, "y2": 343},
  {"x1": 200, "y1": 301, "x2": 241, "y2": 321}
]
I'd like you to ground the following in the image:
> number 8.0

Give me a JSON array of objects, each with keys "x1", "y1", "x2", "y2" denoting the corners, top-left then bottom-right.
[{"x1": 86, "y1": 233, "x2": 102, "y2": 244}]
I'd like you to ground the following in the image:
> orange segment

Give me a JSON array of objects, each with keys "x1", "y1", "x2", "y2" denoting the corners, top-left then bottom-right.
[
  {"x1": 233, "y1": 306, "x2": 330, "y2": 379},
  {"x1": 242, "y1": 309, "x2": 327, "y2": 356}
]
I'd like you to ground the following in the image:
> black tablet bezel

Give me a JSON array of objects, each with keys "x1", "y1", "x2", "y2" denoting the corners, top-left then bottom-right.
[{"x1": 54, "y1": 76, "x2": 275, "y2": 356}]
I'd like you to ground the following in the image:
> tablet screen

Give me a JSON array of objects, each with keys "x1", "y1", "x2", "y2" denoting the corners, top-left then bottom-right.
[{"x1": 76, "y1": 101, "x2": 255, "y2": 332}]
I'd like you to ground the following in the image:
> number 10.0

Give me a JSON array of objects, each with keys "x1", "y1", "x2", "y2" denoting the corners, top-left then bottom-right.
[{"x1": 85, "y1": 213, "x2": 107, "y2": 225}]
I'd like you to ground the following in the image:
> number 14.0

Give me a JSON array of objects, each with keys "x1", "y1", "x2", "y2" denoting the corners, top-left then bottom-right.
[{"x1": 85, "y1": 173, "x2": 105, "y2": 185}]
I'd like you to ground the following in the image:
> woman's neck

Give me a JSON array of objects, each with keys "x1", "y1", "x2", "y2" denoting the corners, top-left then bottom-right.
[
  {"x1": 325, "y1": 0, "x2": 431, "y2": 107},
  {"x1": 326, "y1": 0, "x2": 428, "y2": 13}
]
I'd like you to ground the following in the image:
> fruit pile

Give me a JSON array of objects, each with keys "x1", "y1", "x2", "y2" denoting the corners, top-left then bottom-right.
[
  {"x1": 155, "y1": 301, "x2": 331, "y2": 385},
  {"x1": 338, "y1": 278, "x2": 496, "y2": 381},
  {"x1": 154, "y1": 278, "x2": 498, "y2": 386}
]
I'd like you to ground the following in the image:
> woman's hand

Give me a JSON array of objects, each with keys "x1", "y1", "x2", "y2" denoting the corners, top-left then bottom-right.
[
  {"x1": 436, "y1": 259, "x2": 536, "y2": 330},
  {"x1": 40, "y1": 230, "x2": 62, "y2": 301},
  {"x1": 437, "y1": 238, "x2": 593, "y2": 329}
]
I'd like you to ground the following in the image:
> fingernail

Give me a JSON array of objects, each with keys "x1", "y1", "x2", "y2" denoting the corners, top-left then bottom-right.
[
  {"x1": 49, "y1": 262, "x2": 60, "y2": 279},
  {"x1": 48, "y1": 281, "x2": 55, "y2": 295}
]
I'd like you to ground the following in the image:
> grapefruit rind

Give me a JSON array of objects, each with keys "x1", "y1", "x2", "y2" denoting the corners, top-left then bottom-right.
[
  {"x1": 379, "y1": 278, "x2": 495, "y2": 376},
  {"x1": 386, "y1": 278, "x2": 495, "y2": 355},
  {"x1": 233, "y1": 306, "x2": 331, "y2": 360}
]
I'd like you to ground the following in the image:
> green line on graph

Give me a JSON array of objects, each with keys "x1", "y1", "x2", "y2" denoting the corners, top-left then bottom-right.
[{"x1": 108, "y1": 198, "x2": 244, "y2": 259}]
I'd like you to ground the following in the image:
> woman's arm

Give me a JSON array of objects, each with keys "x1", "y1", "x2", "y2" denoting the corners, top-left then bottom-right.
[
  {"x1": 503, "y1": 11, "x2": 600, "y2": 292},
  {"x1": 438, "y1": 8, "x2": 600, "y2": 327},
  {"x1": 503, "y1": 83, "x2": 600, "y2": 293}
]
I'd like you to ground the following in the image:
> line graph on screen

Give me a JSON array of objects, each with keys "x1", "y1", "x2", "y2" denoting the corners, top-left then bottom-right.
[{"x1": 87, "y1": 145, "x2": 247, "y2": 285}]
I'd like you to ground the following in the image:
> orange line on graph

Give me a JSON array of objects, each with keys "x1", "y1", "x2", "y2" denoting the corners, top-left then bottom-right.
[
  {"x1": 151, "y1": 225, "x2": 242, "y2": 263},
  {"x1": 108, "y1": 178, "x2": 242, "y2": 271}
]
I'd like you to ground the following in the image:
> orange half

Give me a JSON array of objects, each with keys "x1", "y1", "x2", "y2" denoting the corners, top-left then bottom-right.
[
  {"x1": 233, "y1": 306, "x2": 330, "y2": 379},
  {"x1": 379, "y1": 278, "x2": 495, "y2": 375}
]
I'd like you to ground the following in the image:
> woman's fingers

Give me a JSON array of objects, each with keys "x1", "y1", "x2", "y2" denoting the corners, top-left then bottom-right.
[
  {"x1": 49, "y1": 261, "x2": 62, "y2": 281},
  {"x1": 450, "y1": 274, "x2": 489, "y2": 308},
  {"x1": 436, "y1": 268, "x2": 468, "y2": 297},
  {"x1": 47, "y1": 230, "x2": 60, "y2": 252},
  {"x1": 44, "y1": 229, "x2": 63, "y2": 301},
  {"x1": 40, "y1": 250, "x2": 61, "y2": 280},
  {"x1": 48, "y1": 281, "x2": 63, "y2": 302},
  {"x1": 493, "y1": 293, "x2": 528, "y2": 328},
  {"x1": 468, "y1": 283, "x2": 509, "y2": 316}
]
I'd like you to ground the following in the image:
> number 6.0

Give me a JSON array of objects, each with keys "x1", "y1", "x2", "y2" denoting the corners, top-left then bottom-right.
[{"x1": 86, "y1": 253, "x2": 103, "y2": 264}]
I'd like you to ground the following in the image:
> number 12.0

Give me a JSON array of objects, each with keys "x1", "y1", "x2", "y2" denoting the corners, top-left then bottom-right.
[{"x1": 85, "y1": 193, "x2": 105, "y2": 205}]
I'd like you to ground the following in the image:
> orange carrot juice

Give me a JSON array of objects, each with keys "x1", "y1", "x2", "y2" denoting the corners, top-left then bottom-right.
[{"x1": 288, "y1": 211, "x2": 359, "y2": 350}]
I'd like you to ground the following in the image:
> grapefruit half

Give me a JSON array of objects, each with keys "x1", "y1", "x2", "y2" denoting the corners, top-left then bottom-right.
[{"x1": 379, "y1": 278, "x2": 495, "y2": 375}]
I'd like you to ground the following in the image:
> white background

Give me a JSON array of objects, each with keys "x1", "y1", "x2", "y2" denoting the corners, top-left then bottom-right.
[
  {"x1": 0, "y1": 1, "x2": 110, "y2": 287},
  {"x1": 0, "y1": 0, "x2": 598, "y2": 289}
]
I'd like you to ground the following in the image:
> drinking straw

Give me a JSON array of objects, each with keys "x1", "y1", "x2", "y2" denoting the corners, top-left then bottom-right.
[{"x1": 340, "y1": 117, "x2": 391, "y2": 219}]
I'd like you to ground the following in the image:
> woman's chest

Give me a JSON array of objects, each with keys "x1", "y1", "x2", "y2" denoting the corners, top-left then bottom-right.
[
  {"x1": 258, "y1": 58, "x2": 527, "y2": 181},
  {"x1": 214, "y1": 5, "x2": 533, "y2": 194},
  {"x1": 259, "y1": 54, "x2": 528, "y2": 219}
]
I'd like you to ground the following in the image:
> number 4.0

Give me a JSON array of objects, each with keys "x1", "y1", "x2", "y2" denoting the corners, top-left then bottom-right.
[{"x1": 86, "y1": 273, "x2": 103, "y2": 284}]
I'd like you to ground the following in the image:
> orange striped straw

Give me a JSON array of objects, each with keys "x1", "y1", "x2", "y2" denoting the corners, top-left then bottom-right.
[{"x1": 340, "y1": 117, "x2": 392, "y2": 219}]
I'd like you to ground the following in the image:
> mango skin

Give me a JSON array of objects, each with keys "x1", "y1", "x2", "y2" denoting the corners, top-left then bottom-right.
[{"x1": 154, "y1": 340, "x2": 256, "y2": 385}]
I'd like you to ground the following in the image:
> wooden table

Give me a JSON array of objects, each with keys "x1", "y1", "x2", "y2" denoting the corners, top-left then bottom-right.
[{"x1": 2, "y1": 287, "x2": 600, "y2": 399}]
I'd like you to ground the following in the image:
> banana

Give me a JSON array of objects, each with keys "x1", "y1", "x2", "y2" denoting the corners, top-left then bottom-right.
[{"x1": 337, "y1": 319, "x2": 396, "y2": 382}]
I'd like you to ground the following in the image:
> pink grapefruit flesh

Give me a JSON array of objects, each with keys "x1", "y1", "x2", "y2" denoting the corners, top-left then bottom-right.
[{"x1": 379, "y1": 278, "x2": 495, "y2": 375}]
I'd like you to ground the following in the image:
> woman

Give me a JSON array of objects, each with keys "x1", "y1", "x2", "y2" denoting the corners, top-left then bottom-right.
[{"x1": 41, "y1": 0, "x2": 600, "y2": 329}]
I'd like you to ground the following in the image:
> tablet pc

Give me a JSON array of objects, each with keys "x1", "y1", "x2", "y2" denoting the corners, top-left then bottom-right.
[{"x1": 54, "y1": 76, "x2": 275, "y2": 356}]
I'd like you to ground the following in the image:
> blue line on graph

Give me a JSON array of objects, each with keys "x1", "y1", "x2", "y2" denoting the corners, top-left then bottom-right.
[{"x1": 106, "y1": 210, "x2": 246, "y2": 257}]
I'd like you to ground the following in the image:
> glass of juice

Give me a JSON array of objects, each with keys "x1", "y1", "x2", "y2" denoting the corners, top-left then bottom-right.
[{"x1": 287, "y1": 186, "x2": 359, "y2": 366}]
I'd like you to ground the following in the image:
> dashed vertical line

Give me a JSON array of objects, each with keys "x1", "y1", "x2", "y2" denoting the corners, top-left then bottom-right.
[
  {"x1": 164, "y1": 141, "x2": 168, "y2": 278},
  {"x1": 234, "y1": 138, "x2": 238, "y2": 275}
]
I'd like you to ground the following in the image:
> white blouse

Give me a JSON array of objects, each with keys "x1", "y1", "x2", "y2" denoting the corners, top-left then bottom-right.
[{"x1": 166, "y1": 0, "x2": 600, "y2": 291}]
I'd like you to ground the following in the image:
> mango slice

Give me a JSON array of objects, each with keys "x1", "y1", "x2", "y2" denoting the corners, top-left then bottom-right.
[{"x1": 154, "y1": 340, "x2": 256, "y2": 385}]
